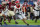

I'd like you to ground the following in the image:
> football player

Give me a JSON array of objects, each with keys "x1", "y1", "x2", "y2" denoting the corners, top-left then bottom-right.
[
  {"x1": 14, "y1": 1, "x2": 29, "y2": 25},
  {"x1": 2, "y1": 2, "x2": 7, "y2": 25},
  {"x1": 32, "y1": 1, "x2": 40, "y2": 23},
  {"x1": 7, "y1": 0, "x2": 18, "y2": 24}
]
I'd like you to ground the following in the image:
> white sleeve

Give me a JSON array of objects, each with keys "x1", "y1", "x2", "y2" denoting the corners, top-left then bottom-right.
[
  {"x1": 14, "y1": 6, "x2": 16, "y2": 13},
  {"x1": 2, "y1": 11, "x2": 4, "y2": 14}
]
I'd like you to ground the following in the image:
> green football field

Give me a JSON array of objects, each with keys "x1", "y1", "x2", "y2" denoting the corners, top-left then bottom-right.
[{"x1": 2, "y1": 19, "x2": 40, "y2": 25}]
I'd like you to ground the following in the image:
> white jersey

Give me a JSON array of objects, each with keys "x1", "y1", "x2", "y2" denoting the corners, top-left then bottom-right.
[
  {"x1": 14, "y1": 5, "x2": 26, "y2": 19},
  {"x1": 14, "y1": 5, "x2": 22, "y2": 14},
  {"x1": 33, "y1": 2, "x2": 39, "y2": 16},
  {"x1": 2, "y1": 9, "x2": 8, "y2": 16},
  {"x1": 34, "y1": 2, "x2": 39, "y2": 10}
]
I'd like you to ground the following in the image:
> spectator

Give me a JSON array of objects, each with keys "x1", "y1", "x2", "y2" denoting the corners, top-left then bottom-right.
[
  {"x1": 27, "y1": 0, "x2": 30, "y2": 6},
  {"x1": 30, "y1": 0, "x2": 34, "y2": 6}
]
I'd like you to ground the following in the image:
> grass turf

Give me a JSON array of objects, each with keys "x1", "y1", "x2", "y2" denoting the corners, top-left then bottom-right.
[{"x1": 2, "y1": 19, "x2": 40, "y2": 25}]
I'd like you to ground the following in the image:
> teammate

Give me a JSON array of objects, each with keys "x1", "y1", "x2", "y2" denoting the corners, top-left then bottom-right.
[
  {"x1": 7, "y1": 0, "x2": 18, "y2": 24},
  {"x1": 2, "y1": 2, "x2": 7, "y2": 25},
  {"x1": 1, "y1": 1, "x2": 15, "y2": 24},
  {"x1": 14, "y1": 1, "x2": 29, "y2": 25}
]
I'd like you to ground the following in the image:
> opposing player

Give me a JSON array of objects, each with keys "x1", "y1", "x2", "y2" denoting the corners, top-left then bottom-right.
[
  {"x1": 14, "y1": 1, "x2": 29, "y2": 25},
  {"x1": 32, "y1": 1, "x2": 40, "y2": 23}
]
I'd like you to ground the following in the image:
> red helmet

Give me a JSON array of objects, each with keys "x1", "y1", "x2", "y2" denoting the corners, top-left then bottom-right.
[{"x1": 15, "y1": 1, "x2": 20, "y2": 3}]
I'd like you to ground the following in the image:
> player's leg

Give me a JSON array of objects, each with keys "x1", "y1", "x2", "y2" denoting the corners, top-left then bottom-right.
[
  {"x1": 22, "y1": 14, "x2": 29, "y2": 25},
  {"x1": 7, "y1": 10, "x2": 12, "y2": 23},
  {"x1": 25, "y1": 12, "x2": 28, "y2": 19},
  {"x1": 10, "y1": 16, "x2": 12, "y2": 22},
  {"x1": 2, "y1": 11, "x2": 7, "y2": 25},
  {"x1": 32, "y1": 16, "x2": 38, "y2": 23},
  {"x1": 32, "y1": 16, "x2": 35, "y2": 20},
  {"x1": 18, "y1": 14, "x2": 29, "y2": 26},
  {"x1": 8, "y1": 11, "x2": 18, "y2": 24},
  {"x1": 0, "y1": 14, "x2": 3, "y2": 25},
  {"x1": 35, "y1": 11, "x2": 39, "y2": 23},
  {"x1": 2, "y1": 14, "x2": 7, "y2": 25},
  {"x1": 22, "y1": 18, "x2": 29, "y2": 25},
  {"x1": 35, "y1": 16, "x2": 37, "y2": 23},
  {"x1": 13, "y1": 15, "x2": 18, "y2": 24},
  {"x1": 11, "y1": 11, "x2": 18, "y2": 24},
  {"x1": 7, "y1": 16, "x2": 11, "y2": 23},
  {"x1": 27, "y1": 12, "x2": 30, "y2": 20},
  {"x1": 0, "y1": 17, "x2": 3, "y2": 25}
]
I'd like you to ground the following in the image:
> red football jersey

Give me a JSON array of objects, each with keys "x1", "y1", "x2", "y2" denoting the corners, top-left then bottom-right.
[
  {"x1": 8, "y1": 2, "x2": 16, "y2": 11},
  {"x1": 22, "y1": 6, "x2": 26, "y2": 12},
  {"x1": 0, "y1": 5, "x2": 2, "y2": 13}
]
